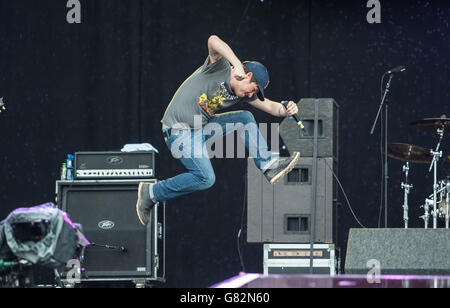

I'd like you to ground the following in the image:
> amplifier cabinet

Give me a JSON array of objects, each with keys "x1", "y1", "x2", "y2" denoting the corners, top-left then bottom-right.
[
  {"x1": 264, "y1": 244, "x2": 338, "y2": 275},
  {"x1": 55, "y1": 180, "x2": 164, "y2": 285},
  {"x1": 75, "y1": 151, "x2": 156, "y2": 180},
  {"x1": 247, "y1": 157, "x2": 338, "y2": 244},
  {"x1": 279, "y1": 98, "x2": 339, "y2": 161}
]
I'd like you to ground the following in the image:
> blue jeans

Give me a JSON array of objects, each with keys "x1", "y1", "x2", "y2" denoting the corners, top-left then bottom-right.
[{"x1": 152, "y1": 111, "x2": 277, "y2": 202}]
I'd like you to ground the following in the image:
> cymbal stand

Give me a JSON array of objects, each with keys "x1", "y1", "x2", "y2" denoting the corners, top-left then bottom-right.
[
  {"x1": 446, "y1": 181, "x2": 449, "y2": 229},
  {"x1": 401, "y1": 162, "x2": 412, "y2": 228},
  {"x1": 422, "y1": 183, "x2": 446, "y2": 229},
  {"x1": 420, "y1": 198, "x2": 432, "y2": 228},
  {"x1": 428, "y1": 127, "x2": 444, "y2": 228}
]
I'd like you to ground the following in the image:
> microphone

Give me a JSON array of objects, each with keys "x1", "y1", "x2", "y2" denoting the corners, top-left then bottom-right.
[
  {"x1": 386, "y1": 65, "x2": 406, "y2": 74},
  {"x1": 282, "y1": 101, "x2": 305, "y2": 130}
]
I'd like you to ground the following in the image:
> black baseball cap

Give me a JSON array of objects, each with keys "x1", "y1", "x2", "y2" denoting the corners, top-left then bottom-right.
[{"x1": 243, "y1": 61, "x2": 270, "y2": 101}]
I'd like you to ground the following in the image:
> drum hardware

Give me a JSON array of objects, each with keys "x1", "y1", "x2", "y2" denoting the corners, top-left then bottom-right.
[
  {"x1": 443, "y1": 188, "x2": 449, "y2": 229},
  {"x1": 429, "y1": 127, "x2": 444, "y2": 174},
  {"x1": 384, "y1": 143, "x2": 432, "y2": 229},
  {"x1": 437, "y1": 179, "x2": 450, "y2": 229},
  {"x1": 376, "y1": 118, "x2": 450, "y2": 229},
  {"x1": 412, "y1": 117, "x2": 449, "y2": 229},
  {"x1": 384, "y1": 143, "x2": 432, "y2": 164},
  {"x1": 401, "y1": 162, "x2": 413, "y2": 228},
  {"x1": 420, "y1": 198, "x2": 433, "y2": 229},
  {"x1": 422, "y1": 180, "x2": 450, "y2": 229},
  {"x1": 430, "y1": 148, "x2": 442, "y2": 229},
  {"x1": 446, "y1": 181, "x2": 449, "y2": 229},
  {"x1": 410, "y1": 117, "x2": 450, "y2": 133},
  {"x1": 428, "y1": 128, "x2": 444, "y2": 229}
]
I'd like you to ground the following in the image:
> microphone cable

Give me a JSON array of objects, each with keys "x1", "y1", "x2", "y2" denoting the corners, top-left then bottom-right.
[
  {"x1": 282, "y1": 101, "x2": 367, "y2": 228},
  {"x1": 230, "y1": 0, "x2": 254, "y2": 45},
  {"x1": 323, "y1": 159, "x2": 367, "y2": 229},
  {"x1": 237, "y1": 173, "x2": 247, "y2": 273},
  {"x1": 378, "y1": 72, "x2": 387, "y2": 228}
]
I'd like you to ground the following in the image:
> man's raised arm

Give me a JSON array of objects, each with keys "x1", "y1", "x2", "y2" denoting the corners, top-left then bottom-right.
[{"x1": 207, "y1": 35, "x2": 245, "y2": 77}]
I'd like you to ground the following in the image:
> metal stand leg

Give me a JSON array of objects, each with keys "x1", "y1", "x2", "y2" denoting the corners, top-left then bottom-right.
[
  {"x1": 430, "y1": 150, "x2": 442, "y2": 229},
  {"x1": 401, "y1": 162, "x2": 412, "y2": 229},
  {"x1": 421, "y1": 198, "x2": 432, "y2": 229},
  {"x1": 446, "y1": 181, "x2": 449, "y2": 229},
  {"x1": 428, "y1": 127, "x2": 444, "y2": 229}
]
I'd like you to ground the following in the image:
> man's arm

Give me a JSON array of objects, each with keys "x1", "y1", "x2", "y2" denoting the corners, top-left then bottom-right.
[
  {"x1": 248, "y1": 98, "x2": 298, "y2": 118},
  {"x1": 207, "y1": 35, "x2": 245, "y2": 77}
]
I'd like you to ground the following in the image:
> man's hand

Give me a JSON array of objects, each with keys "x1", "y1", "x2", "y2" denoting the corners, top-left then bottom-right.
[
  {"x1": 233, "y1": 64, "x2": 246, "y2": 80},
  {"x1": 283, "y1": 101, "x2": 298, "y2": 117}
]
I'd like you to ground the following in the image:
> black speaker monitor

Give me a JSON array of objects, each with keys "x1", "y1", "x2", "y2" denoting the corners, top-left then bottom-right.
[{"x1": 56, "y1": 180, "x2": 164, "y2": 282}]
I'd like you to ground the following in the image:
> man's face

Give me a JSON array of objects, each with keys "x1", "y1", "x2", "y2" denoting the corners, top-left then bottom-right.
[{"x1": 235, "y1": 74, "x2": 259, "y2": 98}]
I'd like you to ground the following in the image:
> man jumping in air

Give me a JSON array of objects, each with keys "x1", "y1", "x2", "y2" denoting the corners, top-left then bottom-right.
[{"x1": 136, "y1": 35, "x2": 300, "y2": 225}]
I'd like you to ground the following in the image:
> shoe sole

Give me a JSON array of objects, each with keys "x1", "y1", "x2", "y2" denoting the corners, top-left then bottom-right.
[
  {"x1": 269, "y1": 152, "x2": 300, "y2": 185},
  {"x1": 136, "y1": 182, "x2": 147, "y2": 226}
]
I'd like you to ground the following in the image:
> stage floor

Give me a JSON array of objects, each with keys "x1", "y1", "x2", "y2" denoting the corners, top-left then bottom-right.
[{"x1": 211, "y1": 273, "x2": 450, "y2": 288}]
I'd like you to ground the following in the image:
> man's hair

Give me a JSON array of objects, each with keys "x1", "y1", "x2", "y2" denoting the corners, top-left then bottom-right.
[{"x1": 234, "y1": 63, "x2": 257, "y2": 83}]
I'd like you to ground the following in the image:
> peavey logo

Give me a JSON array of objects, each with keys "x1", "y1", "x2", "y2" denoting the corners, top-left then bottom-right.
[
  {"x1": 106, "y1": 156, "x2": 123, "y2": 165},
  {"x1": 98, "y1": 220, "x2": 115, "y2": 230}
]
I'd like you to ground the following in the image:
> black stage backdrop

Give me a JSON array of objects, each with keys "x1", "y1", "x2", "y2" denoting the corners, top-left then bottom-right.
[{"x1": 0, "y1": 0, "x2": 449, "y2": 287}]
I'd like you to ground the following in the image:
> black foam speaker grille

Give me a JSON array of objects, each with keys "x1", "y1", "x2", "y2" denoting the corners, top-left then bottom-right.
[
  {"x1": 65, "y1": 189, "x2": 147, "y2": 272},
  {"x1": 59, "y1": 181, "x2": 154, "y2": 278}
]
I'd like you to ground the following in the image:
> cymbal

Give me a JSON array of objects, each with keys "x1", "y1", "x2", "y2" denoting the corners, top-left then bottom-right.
[
  {"x1": 411, "y1": 117, "x2": 450, "y2": 132},
  {"x1": 384, "y1": 143, "x2": 432, "y2": 164}
]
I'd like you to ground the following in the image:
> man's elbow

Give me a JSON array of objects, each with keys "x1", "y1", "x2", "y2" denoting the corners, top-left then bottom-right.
[
  {"x1": 208, "y1": 35, "x2": 220, "y2": 47},
  {"x1": 208, "y1": 35, "x2": 220, "y2": 41}
]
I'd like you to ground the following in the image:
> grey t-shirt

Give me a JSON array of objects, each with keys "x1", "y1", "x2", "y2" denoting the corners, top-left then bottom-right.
[{"x1": 161, "y1": 56, "x2": 255, "y2": 129}]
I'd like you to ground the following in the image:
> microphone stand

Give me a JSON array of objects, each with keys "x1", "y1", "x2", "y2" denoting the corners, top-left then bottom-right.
[
  {"x1": 370, "y1": 73, "x2": 394, "y2": 228},
  {"x1": 91, "y1": 242, "x2": 127, "y2": 252}
]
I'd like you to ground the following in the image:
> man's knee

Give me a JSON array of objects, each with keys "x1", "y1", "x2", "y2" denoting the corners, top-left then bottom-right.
[
  {"x1": 239, "y1": 111, "x2": 256, "y2": 125},
  {"x1": 196, "y1": 172, "x2": 216, "y2": 190}
]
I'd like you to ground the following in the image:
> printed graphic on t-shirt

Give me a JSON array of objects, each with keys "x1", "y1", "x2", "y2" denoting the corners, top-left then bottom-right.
[
  {"x1": 197, "y1": 82, "x2": 238, "y2": 115},
  {"x1": 218, "y1": 82, "x2": 238, "y2": 101}
]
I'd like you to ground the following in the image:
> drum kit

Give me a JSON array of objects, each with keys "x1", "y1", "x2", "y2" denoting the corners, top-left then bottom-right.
[{"x1": 385, "y1": 117, "x2": 450, "y2": 229}]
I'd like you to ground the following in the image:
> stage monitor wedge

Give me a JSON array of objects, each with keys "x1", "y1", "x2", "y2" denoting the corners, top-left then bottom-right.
[{"x1": 345, "y1": 228, "x2": 450, "y2": 275}]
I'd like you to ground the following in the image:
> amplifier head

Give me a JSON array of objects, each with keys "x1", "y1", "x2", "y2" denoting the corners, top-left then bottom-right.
[{"x1": 75, "y1": 151, "x2": 156, "y2": 179}]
